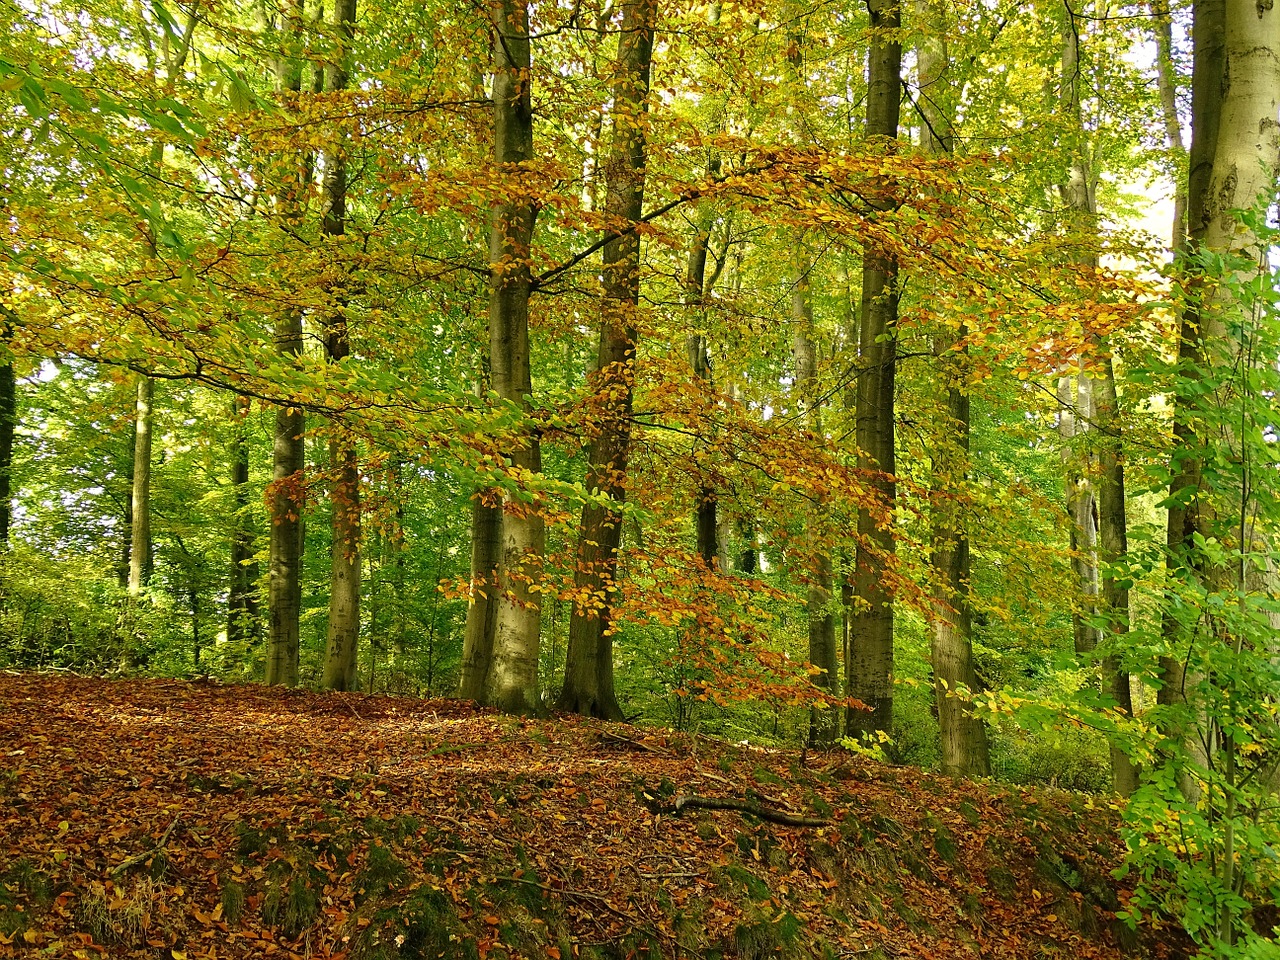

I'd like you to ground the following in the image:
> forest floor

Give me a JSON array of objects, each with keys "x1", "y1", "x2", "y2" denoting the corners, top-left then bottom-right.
[{"x1": 0, "y1": 673, "x2": 1191, "y2": 960}]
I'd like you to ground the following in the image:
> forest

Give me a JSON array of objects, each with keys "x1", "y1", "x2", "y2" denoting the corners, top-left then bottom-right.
[{"x1": 0, "y1": 0, "x2": 1278, "y2": 953}]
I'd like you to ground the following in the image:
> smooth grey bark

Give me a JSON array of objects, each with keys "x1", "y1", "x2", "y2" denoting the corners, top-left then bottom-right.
[
  {"x1": 320, "y1": 0, "x2": 361, "y2": 692},
  {"x1": 1056, "y1": 373, "x2": 1101, "y2": 656},
  {"x1": 482, "y1": 0, "x2": 545, "y2": 715},
  {"x1": 128, "y1": 375, "x2": 154, "y2": 594},
  {"x1": 227, "y1": 395, "x2": 261, "y2": 648},
  {"x1": 1151, "y1": 0, "x2": 1189, "y2": 253},
  {"x1": 559, "y1": 0, "x2": 657, "y2": 720},
  {"x1": 915, "y1": 0, "x2": 990, "y2": 777},
  {"x1": 847, "y1": 0, "x2": 902, "y2": 740}
]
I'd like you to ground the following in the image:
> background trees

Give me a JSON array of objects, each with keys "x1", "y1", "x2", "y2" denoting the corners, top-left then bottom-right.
[{"x1": 1, "y1": 0, "x2": 1277, "y2": 951}]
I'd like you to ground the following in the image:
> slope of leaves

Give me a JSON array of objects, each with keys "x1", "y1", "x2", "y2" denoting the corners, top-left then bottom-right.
[{"x1": 0, "y1": 674, "x2": 1189, "y2": 960}]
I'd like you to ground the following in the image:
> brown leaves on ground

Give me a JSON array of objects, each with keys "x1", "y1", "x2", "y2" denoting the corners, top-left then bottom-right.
[{"x1": 0, "y1": 674, "x2": 1188, "y2": 960}]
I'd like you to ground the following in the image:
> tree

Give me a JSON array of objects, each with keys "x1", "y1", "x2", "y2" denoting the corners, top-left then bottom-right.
[
  {"x1": 265, "y1": 0, "x2": 308, "y2": 688},
  {"x1": 913, "y1": 0, "x2": 990, "y2": 778},
  {"x1": 320, "y1": 0, "x2": 361, "y2": 692},
  {"x1": 559, "y1": 0, "x2": 658, "y2": 720},
  {"x1": 480, "y1": 0, "x2": 544, "y2": 715},
  {"x1": 846, "y1": 0, "x2": 902, "y2": 740}
]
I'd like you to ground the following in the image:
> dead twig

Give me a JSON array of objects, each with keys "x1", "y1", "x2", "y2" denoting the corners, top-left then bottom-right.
[
  {"x1": 497, "y1": 876, "x2": 636, "y2": 922},
  {"x1": 112, "y1": 816, "x2": 180, "y2": 875},
  {"x1": 641, "y1": 790, "x2": 829, "y2": 828},
  {"x1": 597, "y1": 731, "x2": 670, "y2": 755}
]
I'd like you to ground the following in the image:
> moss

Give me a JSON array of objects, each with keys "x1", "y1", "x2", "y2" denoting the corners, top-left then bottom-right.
[
  {"x1": 718, "y1": 864, "x2": 771, "y2": 902},
  {"x1": 732, "y1": 910, "x2": 802, "y2": 960},
  {"x1": 221, "y1": 879, "x2": 245, "y2": 924},
  {"x1": 357, "y1": 844, "x2": 407, "y2": 903},
  {"x1": 261, "y1": 858, "x2": 322, "y2": 937},
  {"x1": 926, "y1": 815, "x2": 958, "y2": 865},
  {"x1": 2, "y1": 860, "x2": 53, "y2": 907},
  {"x1": 234, "y1": 821, "x2": 287, "y2": 860}
]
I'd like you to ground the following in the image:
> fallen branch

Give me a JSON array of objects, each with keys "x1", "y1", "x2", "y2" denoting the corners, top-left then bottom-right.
[
  {"x1": 112, "y1": 816, "x2": 180, "y2": 875},
  {"x1": 640, "y1": 791, "x2": 829, "y2": 828},
  {"x1": 597, "y1": 731, "x2": 670, "y2": 755}
]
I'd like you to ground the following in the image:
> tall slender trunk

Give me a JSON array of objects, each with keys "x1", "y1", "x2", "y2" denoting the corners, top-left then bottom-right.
[
  {"x1": 458, "y1": 496, "x2": 501, "y2": 698},
  {"x1": 914, "y1": 0, "x2": 990, "y2": 776},
  {"x1": 128, "y1": 375, "x2": 154, "y2": 594},
  {"x1": 559, "y1": 0, "x2": 657, "y2": 720},
  {"x1": 228, "y1": 395, "x2": 261, "y2": 647},
  {"x1": 1059, "y1": 5, "x2": 1139, "y2": 794},
  {"x1": 785, "y1": 34, "x2": 839, "y2": 746},
  {"x1": 1158, "y1": 0, "x2": 1224, "y2": 798},
  {"x1": 0, "y1": 339, "x2": 14, "y2": 548},
  {"x1": 1056, "y1": 373, "x2": 1101, "y2": 656},
  {"x1": 483, "y1": 0, "x2": 544, "y2": 715},
  {"x1": 686, "y1": 189, "x2": 719, "y2": 569},
  {"x1": 1151, "y1": 0, "x2": 1188, "y2": 253},
  {"x1": 266, "y1": 0, "x2": 307, "y2": 687},
  {"x1": 793, "y1": 277, "x2": 838, "y2": 745},
  {"x1": 320, "y1": 0, "x2": 361, "y2": 692},
  {"x1": 847, "y1": 0, "x2": 902, "y2": 740}
]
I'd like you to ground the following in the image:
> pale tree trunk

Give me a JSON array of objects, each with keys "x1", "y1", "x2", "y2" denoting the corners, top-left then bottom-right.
[
  {"x1": 915, "y1": 0, "x2": 990, "y2": 776},
  {"x1": 128, "y1": 375, "x2": 154, "y2": 594},
  {"x1": 847, "y1": 0, "x2": 901, "y2": 740},
  {"x1": 228, "y1": 395, "x2": 261, "y2": 647},
  {"x1": 1059, "y1": 6, "x2": 1139, "y2": 795},
  {"x1": 125, "y1": 6, "x2": 198, "y2": 597},
  {"x1": 559, "y1": 0, "x2": 657, "y2": 719},
  {"x1": 320, "y1": 0, "x2": 361, "y2": 692},
  {"x1": 792, "y1": 260, "x2": 839, "y2": 745},
  {"x1": 1196, "y1": 1, "x2": 1280, "y2": 937},
  {"x1": 266, "y1": 0, "x2": 307, "y2": 687},
  {"x1": 784, "y1": 34, "x2": 839, "y2": 747},
  {"x1": 1151, "y1": 0, "x2": 1188, "y2": 253},
  {"x1": 482, "y1": 0, "x2": 544, "y2": 715}
]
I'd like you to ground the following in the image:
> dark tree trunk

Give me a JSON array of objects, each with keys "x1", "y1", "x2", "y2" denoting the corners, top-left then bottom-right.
[
  {"x1": 266, "y1": 0, "x2": 307, "y2": 687},
  {"x1": 847, "y1": 0, "x2": 902, "y2": 740},
  {"x1": 559, "y1": 0, "x2": 657, "y2": 720},
  {"x1": 228, "y1": 395, "x2": 261, "y2": 647},
  {"x1": 320, "y1": 0, "x2": 361, "y2": 692}
]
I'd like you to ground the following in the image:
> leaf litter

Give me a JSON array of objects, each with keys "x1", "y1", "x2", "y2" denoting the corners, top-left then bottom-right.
[{"x1": 0, "y1": 674, "x2": 1190, "y2": 959}]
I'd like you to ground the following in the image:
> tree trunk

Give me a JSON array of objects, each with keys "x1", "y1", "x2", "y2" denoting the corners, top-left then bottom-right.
[
  {"x1": 847, "y1": 0, "x2": 901, "y2": 740},
  {"x1": 791, "y1": 246, "x2": 838, "y2": 746},
  {"x1": 228, "y1": 394, "x2": 261, "y2": 647},
  {"x1": 265, "y1": 0, "x2": 307, "y2": 688},
  {"x1": 1059, "y1": 8, "x2": 1139, "y2": 795},
  {"x1": 915, "y1": 0, "x2": 990, "y2": 776},
  {"x1": 1158, "y1": 0, "x2": 1225, "y2": 800},
  {"x1": 1151, "y1": 0, "x2": 1188, "y2": 253},
  {"x1": 128, "y1": 375, "x2": 154, "y2": 594},
  {"x1": 458, "y1": 496, "x2": 501, "y2": 698},
  {"x1": 0, "y1": 342, "x2": 13, "y2": 548},
  {"x1": 320, "y1": 0, "x2": 361, "y2": 692},
  {"x1": 685, "y1": 177, "x2": 720, "y2": 569},
  {"x1": 559, "y1": 0, "x2": 657, "y2": 720},
  {"x1": 482, "y1": 0, "x2": 545, "y2": 715}
]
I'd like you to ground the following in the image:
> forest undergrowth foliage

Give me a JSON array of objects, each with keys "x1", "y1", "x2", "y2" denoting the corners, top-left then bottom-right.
[{"x1": 1, "y1": 0, "x2": 1279, "y2": 954}]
